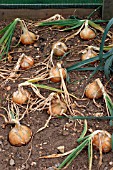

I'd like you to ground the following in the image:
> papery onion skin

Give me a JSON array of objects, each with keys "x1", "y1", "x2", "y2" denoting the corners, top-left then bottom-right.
[
  {"x1": 20, "y1": 31, "x2": 37, "y2": 45},
  {"x1": 12, "y1": 88, "x2": 30, "y2": 104},
  {"x1": 20, "y1": 56, "x2": 34, "y2": 70},
  {"x1": 81, "y1": 49, "x2": 97, "y2": 62},
  {"x1": 85, "y1": 81, "x2": 102, "y2": 99},
  {"x1": 9, "y1": 124, "x2": 32, "y2": 146},
  {"x1": 80, "y1": 27, "x2": 96, "y2": 40},
  {"x1": 49, "y1": 67, "x2": 67, "y2": 83},
  {"x1": 52, "y1": 42, "x2": 68, "y2": 56},
  {"x1": 48, "y1": 99, "x2": 67, "y2": 116},
  {"x1": 92, "y1": 131, "x2": 112, "y2": 153}
]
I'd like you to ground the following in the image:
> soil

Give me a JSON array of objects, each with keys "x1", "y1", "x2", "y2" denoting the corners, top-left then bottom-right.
[{"x1": 0, "y1": 13, "x2": 113, "y2": 170}]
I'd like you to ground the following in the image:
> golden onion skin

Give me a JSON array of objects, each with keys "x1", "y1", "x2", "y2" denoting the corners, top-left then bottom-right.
[
  {"x1": 92, "y1": 131, "x2": 112, "y2": 153},
  {"x1": 20, "y1": 31, "x2": 37, "y2": 45},
  {"x1": 80, "y1": 27, "x2": 96, "y2": 40},
  {"x1": 52, "y1": 42, "x2": 67, "y2": 56},
  {"x1": 9, "y1": 124, "x2": 32, "y2": 146},
  {"x1": 20, "y1": 56, "x2": 34, "y2": 70},
  {"x1": 12, "y1": 89, "x2": 30, "y2": 105},
  {"x1": 49, "y1": 67, "x2": 67, "y2": 83},
  {"x1": 81, "y1": 49, "x2": 97, "y2": 62},
  {"x1": 85, "y1": 81, "x2": 102, "y2": 99},
  {"x1": 48, "y1": 99, "x2": 67, "y2": 116}
]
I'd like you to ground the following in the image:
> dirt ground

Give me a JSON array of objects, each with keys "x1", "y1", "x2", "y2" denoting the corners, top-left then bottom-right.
[{"x1": 0, "y1": 12, "x2": 113, "y2": 170}]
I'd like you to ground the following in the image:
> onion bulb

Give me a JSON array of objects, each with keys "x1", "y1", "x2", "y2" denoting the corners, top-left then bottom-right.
[
  {"x1": 9, "y1": 124, "x2": 32, "y2": 146},
  {"x1": 52, "y1": 42, "x2": 68, "y2": 56},
  {"x1": 81, "y1": 47, "x2": 97, "y2": 62},
  {"x1": 20, "y1": 23, "x2": 37, "y2": 45},
  {"x1": 20, "y1": 55, "x2": 34, "y2": 70},
  {"x1": 49, "y1": 66, "x2": 67, "y2": 83},
  {"x1": 80, "y1": 20, "x2": 96, "y2": 40},
  {"x1": 85, "y1": 80, "x2": 102, "y2": 99},
  {"x1": 92, "y1": 131, "x2": 112, "y2": 153},
  {"x1": 12, "y1": 87, "x2": 30, "y2": 104},
  {"x1": 48, "y1": 98, "x2": 67, "y2": 116}
]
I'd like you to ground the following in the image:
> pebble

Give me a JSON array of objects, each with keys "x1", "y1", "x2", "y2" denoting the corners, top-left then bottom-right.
[
  {"x1": 109, "y1": 162, "x2": 113, "y2": 165},
  {"x1": 9, "y1": 158, "x2": 15, "y2": 166},
  {"x1": 47, "y1": 167, "x2": 54, "y2": 170}
]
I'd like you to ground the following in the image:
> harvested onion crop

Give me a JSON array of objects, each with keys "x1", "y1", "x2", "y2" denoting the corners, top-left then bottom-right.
[
  {"x1": 85, "y1": 79, "x2": 102, "y2": 99},
  {"x1": 52, "y1": 41, "x2": 68, "y2": 56},
  {"x1": 92, "y1": 130, "x2": 112, "y2": 153},
  {"x1": 80, "y1": 20, "x2": 96, "y2": 40},
  {"x1": 48, "y1": 95, "x2": 67, "y2": 116},
  {"x1": 9, "y1": 124, "x2": 32, "y2": 146},
  {"x1": 12, "y1": 87, "x2": 30, "y2": 104},
  {"x1": 49, "y1": 65, "x2": 67, "y2": 83},
  {"x1": 20, "y1": 55, "x2": 34, "y2": 70}
]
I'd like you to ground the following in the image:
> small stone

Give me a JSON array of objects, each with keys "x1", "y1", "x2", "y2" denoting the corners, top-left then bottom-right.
[
  {"x1": 57, "y1": 146, "x2": 65, "y2": 153},
  {"x1": 31, "y1": 162, "x2": 37, "y2": 166},
  {"x1": 109, "y1": 162, "x2": 113, "y2": 165},
  {"x1": 47, "y1": 167, "x2": 54, "y2": 170},
  {"x1": 34, "y1": 43, "x2": 38, "y2": 47},
  {"x1": 9, "y1": 158, "x2": 15, "y2": 166}
]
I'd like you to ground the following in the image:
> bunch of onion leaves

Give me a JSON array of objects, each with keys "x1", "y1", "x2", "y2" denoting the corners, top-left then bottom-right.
[
  {"x1": 0, "y1": 18, "x2": 37, "y2": 59},
  {"x1": 37, "y1": 7, "x2": 110, "y2": 40},
  {"x1": 65, "y1": 18, "x2": 113, "y2": 86}
]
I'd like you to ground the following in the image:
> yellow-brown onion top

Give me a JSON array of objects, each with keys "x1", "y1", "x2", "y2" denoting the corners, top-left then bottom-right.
[
  {"x1": 9, "y1": 124, "x2": 32, "y2": 146},
  {"x1": 12, "y1": 88, "x2": 30, "y2": 104},
  {"x1": 48, "y1": 98, "x2": 67, "y2": 116},
  {"x1": 49, "y1": 66, "x2": 67, "y2": 83},
  {"x1": 20, "y1": 55, "x2": 34, "y2": 70},
  {"x1": 81, "y1": 49, "x2": 97, "y2": 61},
  {"x1": 20, "y1": 31, "x2": 37, "y2": 45},
  {"x1": 92, "y1": 131, "x2": 112, "y2": 153},
  {"x1": 52, "y1": 42, "x2": 68, "y2": 56},
  {"x1": 80, "y1": 27, "x2": 96, "y2": 40},
  {"x1": 85, "y1": 80, "x2": 103, "y2": 99}
]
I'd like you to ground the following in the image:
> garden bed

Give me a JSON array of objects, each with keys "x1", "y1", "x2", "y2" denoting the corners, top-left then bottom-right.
[{"x1": 0, "y1": 12, "x2": 113, "y2": 170}]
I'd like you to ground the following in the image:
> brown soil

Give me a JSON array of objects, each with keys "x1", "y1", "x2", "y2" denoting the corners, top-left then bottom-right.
[{"x1": 0, "y1": 13, "x2": 113, "y2": 170}]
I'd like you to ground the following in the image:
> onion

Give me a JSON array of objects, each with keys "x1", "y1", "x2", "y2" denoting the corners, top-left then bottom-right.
[
  {"x1": 20, "y1": 21, "x2": 37, "y2": 45},
  {"x1": 48, "y1": 98, "x2": 67, "y2": 116},
  {"x1": 80, "y1": 20, "x2": 96, "y2": 40},
  {"x1": 12, "y1": 87, "x2": 30, "y2": 104},
  {"x1": 52, "y1": 42, "x2": 68, "y2": 56},
  {"x1": 81, "y1": 47, "x2": 97, "y2": 62},
  {"x1": 49, "y1": 66, "x2": 67, "y2": 83},
  {"x1": 85, "y1": 80, "x2": 102, "y2": 99},
  {"x1": 9, "y1": 124, "x2": 32, "y2": 146},
  {"x1": 20, "y1": 55, "x2": 34, "y2": 70},
  {"x1": 92, "y1": 131, "x2": 111, "y2": 153}
]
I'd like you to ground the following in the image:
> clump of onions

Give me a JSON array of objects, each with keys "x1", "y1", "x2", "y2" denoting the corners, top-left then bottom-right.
[
  {"x1": 12, "y1": 87, "x2": 30, "y2": 104},
  {"x1": 48, "y1": 97, "x2": 67, "y2": 116},
  {"x1": 20, "y1": 21, "x2": 37, "y2": 45},
  {"x1": 92, "y1": 130, "x2": 111, "y2": 153},
  {"x1": 49, "y1": 65, "x2": 67, "y2": 83},
  {"x1": 85, "y1": 79, "x2": 103, "y2": 99},
  {"x1": 52, "y1": 41, "x2": 68, "y2": 56},
  {"x1": 9, "y1": 124, "x2": 32, "y2": 146},
  {"x1": 80, "y1": 20, "x2": 96, "y2": 40},
  {"x1": 20, "y1": 55, "x2": 34, "y2": 70},
  {"x1": 81, "y1": 47, "x2": 97, "y2": 63}
]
